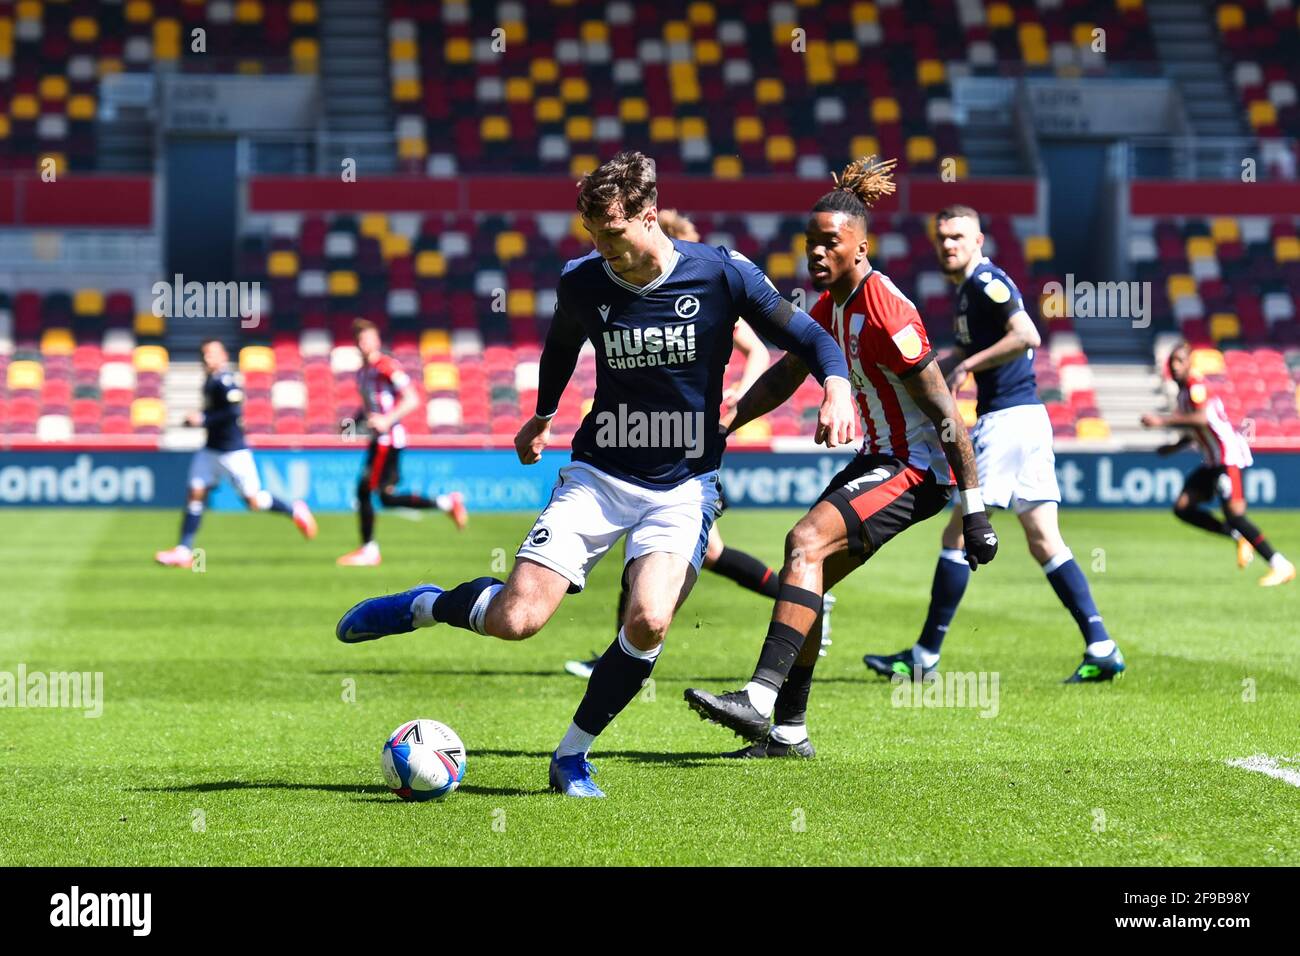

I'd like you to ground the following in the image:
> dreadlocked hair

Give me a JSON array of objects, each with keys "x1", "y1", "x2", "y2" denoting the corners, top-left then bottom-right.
[{"x1": 812, "y1": 155, "x2": 898, "y2": 229}]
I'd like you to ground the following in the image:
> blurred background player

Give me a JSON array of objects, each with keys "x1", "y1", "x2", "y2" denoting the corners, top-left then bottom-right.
[
  {"x1": 337, "y1": 319, "x2": 468, "y2": 567},
  {"x1": 562, "y1": 208, "x2": 834, "y2": 679},
  {"x1": 155, "y1": 339, "x2": 316, "y2": 568},
  {"x1": 1143, "y1": 341, "x2": 1294, "y2": 587},
  {"x1": 863, "y1": 204, "x2": 1126, "y2": 684},
  {"x1": 684, "y1": 158, "x2": 998, "y2": 756}
]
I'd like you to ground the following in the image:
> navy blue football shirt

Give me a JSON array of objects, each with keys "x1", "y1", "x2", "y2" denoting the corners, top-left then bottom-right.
[
  {"x1": 536, "y1": 239, "x2": 848, "y2": 488},
  {"x1": 954, "y1": 257, "x2": 1040, "y2": 416},
  {"x1": 202, "y1": 370, "x2": 247, "y2": 452}
]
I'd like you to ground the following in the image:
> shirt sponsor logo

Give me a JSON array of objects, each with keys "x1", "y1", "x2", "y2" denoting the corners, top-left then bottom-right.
[{"x1": 601, "y1": 323, "x2": 697, "y2": 369}]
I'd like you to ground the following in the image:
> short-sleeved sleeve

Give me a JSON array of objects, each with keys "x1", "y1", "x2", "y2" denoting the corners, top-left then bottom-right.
[
  {"x1": 978, "y1": 270, "x2": 1026, "y2": 323},
  {"x1": 1186, "y1": 377, "x2": 1210, "y2": 409},
  {"x1": 862, "y1": 274, "x2": 935, "y2": 379}
]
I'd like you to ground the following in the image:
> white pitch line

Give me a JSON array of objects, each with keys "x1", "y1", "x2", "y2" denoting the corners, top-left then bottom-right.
[{"x1": 1226, "y1": 754, "x2": 1300, "y2": 789}]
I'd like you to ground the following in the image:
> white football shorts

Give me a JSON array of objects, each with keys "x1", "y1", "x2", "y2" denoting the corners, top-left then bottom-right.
[
  {"x1": 963, "y1": 403, "x2": 1061, "y2": 514},
  {"x1": 188, "y1": 447, "x2": 263, "y2": 498}
]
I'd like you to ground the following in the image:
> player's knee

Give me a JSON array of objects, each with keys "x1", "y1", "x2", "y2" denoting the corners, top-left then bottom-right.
[
  {"x1": 785, "y1": 521, "x2": 829, "y2": 567},
  {"x1": 491, "y1": 600, "x2": 546, "y2": 641},
  {"x1": 624, "y1": 603, "x2": 672, "y2": 644}
]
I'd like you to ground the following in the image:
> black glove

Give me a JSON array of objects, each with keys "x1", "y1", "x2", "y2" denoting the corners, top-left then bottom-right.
[{"x1": 962, "y1": 510, "x2": 999, "y2": 570}]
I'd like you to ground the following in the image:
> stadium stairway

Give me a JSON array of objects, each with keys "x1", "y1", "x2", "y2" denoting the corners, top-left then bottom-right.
[
  {"x1": 163, "y1": 361, "x2": 205, "y2": 431},
  {"x1": 1147, "y1": 0, "x2": 1248, "y2": 143},
  {"x1": 319, "y1": 0, "x2": 396, "y2": 173},
  {"x1": 1087, "y1": 361, "x2": 1162, "y2": 445}
]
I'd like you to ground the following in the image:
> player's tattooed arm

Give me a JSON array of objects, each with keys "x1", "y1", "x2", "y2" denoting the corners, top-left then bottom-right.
[
  {"x1": 726, "y1": 353, "x2": 809, "y2": 436},
  {"x1": 903, "y1": 361, "x2": 980, "y2": 491}
]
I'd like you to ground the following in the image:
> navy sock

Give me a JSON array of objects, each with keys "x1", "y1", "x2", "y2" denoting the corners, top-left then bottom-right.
[
  {"x1": 752, "y1": 587, "x2": 822, "y2": 691},
  {"x1": 431, "y1": 576, "x2": 504, "y2": 632},
  {"x1": 916, "y1": 550, "x2": 971, "y2": 654},
  {"x1": 1044, "y1": 556, "x2": 1110, "y2": 646},
  {"x1": 711, "y1": 546, "x2": 780, "y2": 598},
  {"x1": 572, "y1": 631, "x2": 658, "y2": 736},
  {"x1": 179, "y1": 505, "x2": 203, "y2": 549},
  {"x1": 267, "y1": 495, "x2": 293, "y2": 515},
  {"x1": 773, "y1": 661, "x2": 816, "y2": 728}
]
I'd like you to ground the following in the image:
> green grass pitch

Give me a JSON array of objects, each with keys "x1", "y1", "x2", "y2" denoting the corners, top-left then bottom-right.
[{"x1": 1, "y1": 506, "x2": 1297, "y2": 866}]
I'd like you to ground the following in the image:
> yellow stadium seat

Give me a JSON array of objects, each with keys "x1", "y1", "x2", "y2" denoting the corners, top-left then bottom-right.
[
  {"x1": 507, "y1": 289, "x2": 535, "y2": 317},
  {"x1": 1248, "y1": 100, "x2": 1277, "y2": 128},
  {"x1": 1075, "y1": 418, "x2": 1111, "y2": 440},
  {"x1": 424, "y1": 362, "x2": 459, "y2": 392},
  {"x1": 663, "y1": 20, "x2": 690, "y2": 43},
  {"x1": 755, "y1": 78, "x2": 784, "y2": 104},
  {"x1": 1024, "y1": 236, "x2": 1054, "y2": 262},
  {"x1": 445, "y1": 37, "x2": 472, "y2": 63},
  {"x1": 40, "y1": 76, "x2": 69, "y2": 101},
  {"x1": 871, "y1": 98, "x2": 900, "y2": 123},
  {"x1": 496, "y1": 231, "x2": 527, "y2": 262},
  {"x1": 415, "y1": 250, "x2": 446, "y2": 278},
  {"x1": 669, "y1": 63, "x2": 700, "y2": 102},
  {"x1": 268, "y1": 250, "x2": 298, "y2": 277},
  {"x1": 390, "y1": 77, "x2": 419, "y2": 101},
  {"x1": 570, "y1": 155, "x2": 598, "y2": 177},
  {"x1": 359, "y1": 213, "x2": 388, "y2": 239},
  {"x1": 1186, "y1": 236, "x2": 1216, "y2": 260},
  {"x1": 1210, "y1": 313, "x2": 1241, "y2": 342},
  {"x1": 560, "y1": 77, "x2": 589, "y2": 103},
  {"x1": 500, "y1": 20, "x2": 525, "y2": 44},
  {"x1": 917, "y1": 60, "x2": 945, "y2": 86},
  {"x1": 235, "y1": 1, "x2": 263, "y2": 24},
  {"x1": 766, "y1": 135, "x2": 795, "y2": 163},
  {"x1": 957, "y1": 398, "x2": 978, "y2": 428},
  {"x1": 1018, "y1": 23, "x2": 1046, "y2": 45},
  {"x1": 68, "y1": 95, "x2": 96, "y2": 121},
  {"x1": 134, "y1": 311, "x2": 165, "y2": 338},
  {"x1": 987, "y1": 2, "x2": 1014, "y2": 28},
  {"x1": 733, "y1": 418, "x2": 772, "y2": 443},
  {"x1": 945, "y1": 155, "x2": 970, "y2": 179},
  {"x1": 505, "y1": 77, "x2": 532, "y2": 103},
  {"x1": 581, "y1": 20, "x2": 608, "y2": 43},
  {"x1": 535, "y1": 97, "x2": 563, "y2": 123},
  {"x1": 1167, "y1": 274, "x2": 1197, "y2": 300},
  {"x1": 381, "y1": 232, "x2": 410, "y2": 260},
  {"x1": 1275, "y1": 237, "x2": 1300, "y2": 262},
  {"x1": 530, "y1": 59, "x2": 559, "y2": 84},
  {"x1": 650, "y1": 117, "x2": 678, "y2": 142},
  {"x1": 1189, "y1": 348, "x2": 1225, "y2": 376},
  {"x1": 16, "y1": 1, "x2": 40, "y2": 20},
  {"x1": 290, "y1": 1, "x2": 318, "y2": 24},
  {"x1": 1117, "y1": 0, "x2": 1143, "y2": 9},
  {"x1": 99, "y1": 58, "x2": 125, "y2": 77},
  {"x1": 713, "y1": 155, "x2": 742, "y2": 179},
  {"x1": 389, "y1": 38, "x2": 417, "y2": 62},
  {"x1": 481, "y1": 116, "x2": 510, "y2": 141},
  {"x1": 679, "y1": 116, "x2": 707, "y2": 139},
  {"x1": 618, "y1": 98, "x2": 649, "y2": 122},
  {"x1": 1072, "y1": 22, "x2": 1097, "y2": 47},
  {"x1": 154, "y1": 19, "x2": 181, "y2": 60},
  {"x1": 832, "y1": 39, "x2": 858, "y2": 65},
  {"x1": 126, "y1": 1, "x2": 153, "y2": 24},
  {"x1": 292, "y1": 39, "x2": 319, "y2": 72},
  {"x1": 766, "y1": 253, "x2": 796, "y2": 281},
  {"x1": 0, "y1": 116, "x2": 9, "y2": 140},
  {"x1": 851, "y1": 2, "x2": 878, "y2": 24},
  {"x1": 906, "y1": 136, "x2": 937, "y2": 164},
  {"x1": 327, "y1": 271, "x2": 359, "y2": 296},
  {"x1": 133, "y1": 345, "x2": 169, "y2": 374},
  {"x1": 11, "y1": 95, "x2": 38, "y2": 120},
  {"x1": 1217, "y1": 4, "x2": 1244, "y2": 31},
  {"x1": 734, "y1": 116, "x2": 763, "y2": 143},
  {"x1": 239, "y1": 346, "x2": 275, "y2": 374},
  {"x1": 1210, "y1": 217, "x2": 1240, "y2": 243},
  {"x1": 771, "y1": 22, "x2": 797, "y2": 47},
  {"x1": 687, "y1": 2, "x2": 715, "y2": 26},
  {"x1": 805, "y1": 47, "x2": 835, "y2": 85},
  {"x1": 7, "y1": 360, "x2": 43, "y2": 391},
  {"x1": 565, "y1": 116, "x2": 594, "y2": 140},
  {"x1": 420, "y1": 329, "x2": 451, "y2": 358},
  {"x1": 70, "y1": 17, "x2": 98, "y2": 43},
  {"x1": 40, "y1": 153, "x2": 67, "y2": 177},
  {"x1": 850, "y1": 135, "x2": 880, "y2": 158},
  {"x1": 41, "y1": 328, "x2": 74, "y2": 356},
  {"x1": 130, "y1": 399, "x2": 166, "y2": 429},
  {"x1": 71, "y1": 289, "x2": 104, "y2": 316},
  {"x1": 694, "y1": 39, "x2": 721, "y2": 65}
]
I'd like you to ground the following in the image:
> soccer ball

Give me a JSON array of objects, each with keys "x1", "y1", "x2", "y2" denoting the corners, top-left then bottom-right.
[{"x1": 381, "y1": 719, "x2": 466, "y2": 802}]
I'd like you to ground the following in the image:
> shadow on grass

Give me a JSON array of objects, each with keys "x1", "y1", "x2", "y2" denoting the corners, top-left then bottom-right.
[{"x1": 133, "y1": 779, "x2": 549, "y2": 799}]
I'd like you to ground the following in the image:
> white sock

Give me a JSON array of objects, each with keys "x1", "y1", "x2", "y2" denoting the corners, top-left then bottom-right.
[
  {"x1": 411, "y1": 590, "x2": 439, "y2": 628},
  {"x1": 1271, "y1": 553, "x2": 1290, "y2": 569},
  {"x1": 555, "y1": 722, "x2": 596, "y2": 759},
  {"x1": 913, "y1": 645, "x2": 941, "y2": 668},
  {"x1": 1086, "y1": 639, "x2": 1116, "y2": 657},
  {"x1": 617, "y1": 626, "x2": 662, "y2": 661},
  {"x1": 770, "y1": 723, "x2": 808, "y2": 745},
  {"x1": 362, "y1": 541, "x2": 379, "y2": 557},
  {"x1": 435, "y1": 493, "x2": 453, "y2": 511},
  {"x1": 467, "y1": 583, "x2": 504, "y2": 634},
  {"x1": 742, "y1": 681, "x2": 777, "y2": 718},
  {"x1": 1230, "y1": 528, "x2": 1243, "y2": 541}
]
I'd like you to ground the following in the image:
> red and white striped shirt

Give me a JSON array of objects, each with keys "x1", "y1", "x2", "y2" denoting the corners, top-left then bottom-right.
[
  {"x1": 810, "y1": 270, "x2": 951, "y2": 484},
  {"x1": 1178, "y1": 373, "x2": 1252, "y2": 468},
  {"x1": 357, "y1": 353, "x2": 411, "y2": 449}
]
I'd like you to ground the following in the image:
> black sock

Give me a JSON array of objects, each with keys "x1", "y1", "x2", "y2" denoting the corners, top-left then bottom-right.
[
  {"x1": 380, "y1": 492, "x2": 437, "y2": 509},
  {"x1": 711, "y1": 546, "x2": 780, "y2": 598},
  {"x1": 358, "y1": 483, "x2": 375, "y2": 543},
  {"x1": 752, "y1": 584, "x2": 823, "y2": 690},
  {"x1": 773, "y1": 661, "x2": 816, "y2": 729},
  {"x1": 572, "y1": 632, "x2": 657, "y2": 736},
  {"x1": 1174, "y1": 505, "x2": 1230, "y2": 537},
  {"x1": 1225, "y1": 513, "x2": 1277, "y2": 561},
  {"x1": 431, "y1": 576, "x2": 504, "y2": 632}
]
